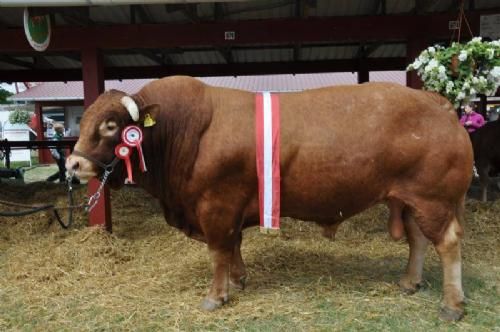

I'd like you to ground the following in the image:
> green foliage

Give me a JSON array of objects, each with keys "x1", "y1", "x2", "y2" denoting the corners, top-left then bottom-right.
[
  {"x1": 8, "y1": 106, "x2": 32, "y2": 125},
  {"x1": 407, "y1": 37, "x2": 500, "y2": 107},
  {"x1": 0, "y1": 87, "x2": 13, "y2": 104}
]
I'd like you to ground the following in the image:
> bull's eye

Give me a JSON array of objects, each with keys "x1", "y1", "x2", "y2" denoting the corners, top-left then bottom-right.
[{"x1": 99, "y1": 120, "x2": 118, "y2": 137}]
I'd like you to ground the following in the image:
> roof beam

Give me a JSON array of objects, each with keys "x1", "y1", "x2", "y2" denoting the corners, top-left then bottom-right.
[
  {"x1": 213, "y1": 3, "x2": 225, "y2": 21},
  {"x1": 131, "y1": 5, "x2": 153, "y2": 24},
  {"x1": 374, "y1": 0, "x2": 386, "y2": 15},
  {"x1": 0, "y1": 10, "x2": 496, "y2": 53},
  {"x1": 181, "y1": 4, "x2": 200, "y2": 23},
  {"x1": 0, "y1": 58, "x2": 406, "y2": 82},
  {"x1": 58, "y1": 7, "x2": 91, "y2": 26},
  {"x1": 33, "y1": 54, "x2": 55, "y2": 69},
  {"x1": 0, "y1": 55, "x2": 35, "y2": 69},
  {"x1": 0, "y1": 11, "x2": 492, "y2": 53}
]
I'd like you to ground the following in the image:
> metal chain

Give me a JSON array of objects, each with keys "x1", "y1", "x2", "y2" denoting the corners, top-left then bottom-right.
[{"x1": 86, "y1": 168, "x2": 112, "y2": 212}]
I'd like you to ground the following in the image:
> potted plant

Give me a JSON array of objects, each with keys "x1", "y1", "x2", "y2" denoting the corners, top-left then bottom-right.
[
  {"x1": 8, "y1": 105, "x2": 32, "y2": 125},
  {"x1": 407, "y1": 37, "x2": 500, "y2": 107}
]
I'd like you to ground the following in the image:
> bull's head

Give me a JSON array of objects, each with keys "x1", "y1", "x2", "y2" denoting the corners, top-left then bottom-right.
[{"x1": 66, "y1": 90, "x2": 157, "y2": 187}]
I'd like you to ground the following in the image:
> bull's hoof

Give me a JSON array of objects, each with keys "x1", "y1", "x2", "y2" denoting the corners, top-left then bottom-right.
[
  {"x1": 200, "y1": 297, "x2": 227, "y2": 311},
  {"x1": 398, "y1": 279, "x2": 422, "y2": 295},
  {"x1": 200, "y1": 298, "x2": 222, "y2": 311},
  {"x1": 439, "y1": 306, "x2": 464, "y2": 321},
  {"x1": 230, "y1": 276, "x2": 246, "y2": 290}
]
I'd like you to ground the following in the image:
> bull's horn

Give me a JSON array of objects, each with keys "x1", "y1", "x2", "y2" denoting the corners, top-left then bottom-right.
[{"x1": 120, "y1": 96, "x2": 139, "y2": 122}]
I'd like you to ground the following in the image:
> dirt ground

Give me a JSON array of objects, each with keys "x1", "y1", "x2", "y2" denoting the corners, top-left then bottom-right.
[{"x1": 0, "y1": 174, "x2": 498, "y2": 331}]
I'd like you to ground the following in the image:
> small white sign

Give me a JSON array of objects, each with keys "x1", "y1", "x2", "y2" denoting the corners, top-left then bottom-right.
[
  {"x1": 480, "y1": 14, "x2": 500, "y2": 40},
  {"x1": 224, "y1": 31, "x2": 235, "y2": 40},
  {"x1": 448, "y1": 20, "x2": 460, "y2": 30}
]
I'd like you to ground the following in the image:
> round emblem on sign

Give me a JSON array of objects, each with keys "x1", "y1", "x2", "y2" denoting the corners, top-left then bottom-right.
[
  {"x1": 122, "y1": 125, "x2": 143, "y2": 147},
  {"x1": 23, "y1": 8, "x2": 51, "y2": 52}
]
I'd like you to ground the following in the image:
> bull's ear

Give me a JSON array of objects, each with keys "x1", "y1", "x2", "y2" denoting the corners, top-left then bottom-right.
[{"x1": 138, "y1": 104, "x2": 161, "y2": 126}]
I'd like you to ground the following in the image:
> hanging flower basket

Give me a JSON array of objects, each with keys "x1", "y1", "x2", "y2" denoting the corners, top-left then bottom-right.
[{"x1": 407, "y1": 37, "x2": 500, "y2": 107}]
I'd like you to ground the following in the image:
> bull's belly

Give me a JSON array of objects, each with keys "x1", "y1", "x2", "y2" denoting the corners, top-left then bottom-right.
[{"x1": 280, "y1": 187, "x2": 383, "y2": 223}]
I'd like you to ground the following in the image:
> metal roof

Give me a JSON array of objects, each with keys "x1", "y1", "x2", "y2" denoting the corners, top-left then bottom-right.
[
  {"x1": 0, "y1": 0, "x2": 498, "y2": 82},
  {"x1": 9, "y1": 71, "x2": 406, "y2": 101}
]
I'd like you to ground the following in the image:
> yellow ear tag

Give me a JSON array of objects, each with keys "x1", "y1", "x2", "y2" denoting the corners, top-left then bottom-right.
[{"x1": 143, "y1": 113, "x2": 156, "y2": 127}]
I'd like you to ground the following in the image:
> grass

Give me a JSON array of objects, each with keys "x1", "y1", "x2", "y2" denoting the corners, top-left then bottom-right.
[
  {"x1": 0, "y1": 182, "x2": 499, "y2": 331},
  {"x1": 4, "y1": 156, "x2": 39, "y2": 169}
]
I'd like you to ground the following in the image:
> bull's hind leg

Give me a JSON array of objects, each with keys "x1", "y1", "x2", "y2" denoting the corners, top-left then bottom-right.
[
  {"x1": 230, "y1": 232, "x2": 247, "y2": 290},
  {"x1": 435, "y1": 217, "x2": 465, "y2": 321},
  {"x1": 399, "y1": 208, "x2": 429, "y2": 294},
  {"x1": 410, "y1": 199, "x2": 465, "y2": 321}
]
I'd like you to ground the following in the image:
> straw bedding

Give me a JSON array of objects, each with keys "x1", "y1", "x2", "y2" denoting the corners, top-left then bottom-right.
[{"x1": 0, "y1": 179, "x2": 498, "y2": 330}]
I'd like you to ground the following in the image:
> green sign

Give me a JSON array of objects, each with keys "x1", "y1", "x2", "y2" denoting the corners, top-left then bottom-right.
[{"x1": 23, "y1": 8, "x2": 51, "y2": 52}]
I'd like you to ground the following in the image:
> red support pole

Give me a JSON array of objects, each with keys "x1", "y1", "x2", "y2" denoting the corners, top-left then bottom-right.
[
  {"x1": 81, "y1": 47, "x2": 112, "y2": 232},
  {"x1": 34, "y1": 102, "x2": 45, "y2": 163},
  {"x1": 357, "y1": 59, "x2": 369, "y2": 84}
]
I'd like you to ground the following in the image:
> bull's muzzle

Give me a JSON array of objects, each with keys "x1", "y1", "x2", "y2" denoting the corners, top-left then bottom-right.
[{"x1": 65, "y1": 154, "x2": 97, "y2": 180}]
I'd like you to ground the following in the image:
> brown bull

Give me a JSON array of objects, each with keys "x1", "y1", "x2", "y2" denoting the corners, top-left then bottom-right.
[{"x1": 67, "y1": 76, "x2": 472, "y2": 321}]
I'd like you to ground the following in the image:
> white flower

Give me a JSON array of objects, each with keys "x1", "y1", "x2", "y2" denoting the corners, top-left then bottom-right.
[
  {"x1": 458, "y1": 50, "x2": 468, "y2": 61},
  {"x1": 472, "y1": 77, "x2": 479, "y2": 84},
  {"x1": 491, "y1": 66, "x2": 500, "y2": 80},
  {"x1": 471, "y1": 37, "x2": 482, "y2": 43},
  {"x1": 491, "y1": 40, "x2": 500, "y2": 47},
  {"x1": 446, "y1": 81, "x2": 455, "y2": 93},
  {"x1": 411, "y1": 59, "x2": 422, "y2": 70},
  {"x1": 457, "y1": 92, "x2": 466, "y2": 100},
  {"x1": 488, "y1": 49, "x2": 494, "y2": 59},
  {"x1": 428, "y1": 46, "x2": 436, "y2": 54},
  {"x1": 469, "y1": 88, "x2": 476, "y2": 95},
  {"x1": 424, "y1": 59, "x2": 439, "y2": 72}
]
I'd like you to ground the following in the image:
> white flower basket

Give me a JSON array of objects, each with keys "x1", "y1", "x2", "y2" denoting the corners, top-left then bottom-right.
[{"x1": 407, "y1": 37, "x2": 500, "y2": 107}]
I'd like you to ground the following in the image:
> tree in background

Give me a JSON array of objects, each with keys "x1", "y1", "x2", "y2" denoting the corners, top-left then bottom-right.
[{"x1": 0, "y1": 87, "x2": 13, "y2": 104}]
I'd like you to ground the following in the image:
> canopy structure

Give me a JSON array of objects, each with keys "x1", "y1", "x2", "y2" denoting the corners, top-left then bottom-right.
[{"x1": 1, "y1": 0, "x2": 499, "y2": 229}]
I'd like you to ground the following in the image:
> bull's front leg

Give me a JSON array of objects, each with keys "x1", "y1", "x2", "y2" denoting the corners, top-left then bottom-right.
[
  {"x1": 230, "y1": 232, "x2": 247, "y2": 290},
  {"x1": 201, "y1": 246, "x2": 233, "y2": 311},
  {"x1": 197, "y1": 199, "x2": 243, "y2": 311}
]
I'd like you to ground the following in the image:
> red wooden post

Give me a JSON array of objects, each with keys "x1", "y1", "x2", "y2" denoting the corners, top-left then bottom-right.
[
  {"x1": 406, "y1": 38, "x2": 429, "y2": 89},
  {"x1": 357, "y1": 60, "x2": 369, "y2": 84},
  {"x1": 81, "y1": 47, "x2": 112, "y2": 232},
  {"x1": 34, "y1": 102, "x2": 46, "y2": 163}
]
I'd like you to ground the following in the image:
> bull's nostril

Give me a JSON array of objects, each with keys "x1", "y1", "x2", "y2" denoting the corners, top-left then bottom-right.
[{"x1": 66, "y1": 158, "x2": 80, "y2": 172}]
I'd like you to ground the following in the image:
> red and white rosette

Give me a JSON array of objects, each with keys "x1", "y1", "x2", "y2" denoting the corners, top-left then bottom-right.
[
  {"x1": 115, "y1": 143, "x2": 133, "y2": 183},
  {"x1": 122, "y1": 125, "x2": 147, "y2": 172}
]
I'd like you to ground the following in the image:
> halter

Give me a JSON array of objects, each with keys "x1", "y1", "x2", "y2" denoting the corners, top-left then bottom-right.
[
  {"x1": 72, "y1": 149, "x2": 121, "y2": 173},
  {"x1": 71, "y1": 125, "x2": 147, "y2": 211}
]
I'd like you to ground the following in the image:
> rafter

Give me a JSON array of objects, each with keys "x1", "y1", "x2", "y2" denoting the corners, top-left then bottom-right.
[
  {"x1": 0, "y1": 58, "x2": 406, "y2": 82},
  {"x1": 214, "y1": 3, "x2": 225, "y2": 21},
  {"x1": 0, "y1": 55, "x2": 35, "y2": 69},
  {"x1": 131, "y1": 5, "x2": 153, "y2": 24},
  {"x1": 1, "y1": 11, "x2": 492, "y2": 53}
]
